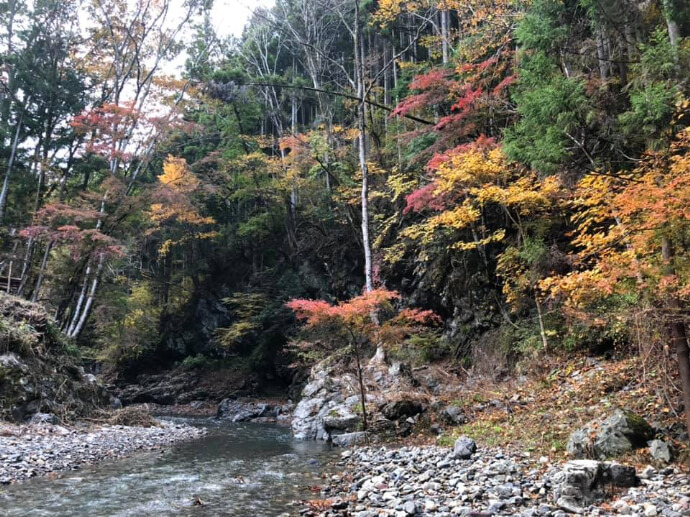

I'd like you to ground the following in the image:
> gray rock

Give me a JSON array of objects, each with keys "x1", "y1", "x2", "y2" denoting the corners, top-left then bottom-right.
[
  {"x1": 381, "y1": 399, "x2": 424, "y2": 421},
  {"x1": 567, "y1": 409, "x2": 654, "y2": 459},
  {"x1": 553, "y1": 460, "x2": 604, "y2": 514},
  {"x1": 441, "y1": 405, "x2": 466, "y2": 425},
  {"x1": 332, "y1": 431, "x2": 369, "y2": 447},
  {"x1": 28, "y1": 413, "x2": 57, "y2": 425},
  {"x1": 451, "y1": 435, "x2": 477, "y2": 459},
  {"x1": 649, "y1": 439, "x2": 673, "y2": 463},
  {"x1": 323, "y1": 412, "x2": 361, "y2": 432},
  {"x1": 83, "y1": 373, "x2": 98, "y2": 384},
  {"x1": 291, "y1": 397, "x2": 327, "y2": 440},
  {"x1": 110, "y1": 397, "x2": 123, "y2": 410},
  {"x1": 0, "y1": 352, "x2": 26, "y2": 370},
  {"x1": 606, "y1": 462, "x2": 638, "y2": 487},
  {"x1": 403, "y1": 500, "x2": 417, "y2": 515}
]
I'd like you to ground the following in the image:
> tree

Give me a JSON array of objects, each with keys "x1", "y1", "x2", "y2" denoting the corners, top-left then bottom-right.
[
  {"x1": 541, "y1": 119, "x2": 690, "y2": 435},
  {"x1": 287, "y1": 288, "x2": 439, "y2": 429}
]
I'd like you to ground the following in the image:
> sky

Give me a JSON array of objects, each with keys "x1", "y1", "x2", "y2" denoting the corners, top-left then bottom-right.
[{"x1": 210, "y1": 0, "x2": 275, "y2": 38}]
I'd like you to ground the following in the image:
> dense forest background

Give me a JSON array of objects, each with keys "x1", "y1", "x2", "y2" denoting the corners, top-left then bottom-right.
[{"x1": 0, "y1": 0, "x2": 688, "y2": 405}]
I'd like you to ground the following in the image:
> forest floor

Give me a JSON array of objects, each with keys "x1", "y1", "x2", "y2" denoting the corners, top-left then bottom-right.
[
  {"x1": 299, "y1": 353, "x2": 690, "y2": 516},
  {"x1": 414, "y1": 353, "x2": 688, "y2": 466}
]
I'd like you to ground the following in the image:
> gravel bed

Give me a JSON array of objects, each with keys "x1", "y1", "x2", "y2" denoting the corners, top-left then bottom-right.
[
  {"x1": 0, "y1": 420, "x2": 206, "y2": 484},
  {"x1": 307, "y1": 444, "x2": 690, "y2": 517}
]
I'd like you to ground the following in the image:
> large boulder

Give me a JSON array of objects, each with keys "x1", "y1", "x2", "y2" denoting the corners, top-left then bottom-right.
[
  {"x1": 292, "y1": 397, "x2": 328, "y2": 440},
  {"x1": 291, "y1": 364, "x2": 378, "y2": 441},
  {"x1": 216, "y1": 399, "x2": 293, "y2": 422},
  {"x1": 381, "y1": 399, "x2": 424, "y2": 421},
  {"x1": 567, "y1": 409, "x2": 655, "y2": 459},
  {"x1": 323, "y1": 411, "x2": 361, "y2": 432},
  {"x1": 332, "y1": 431, "x2": 369, "y2": 447},
  {"x1": 217, "y1": 399, "x2": 270, "y2": 421},
  {"x1": 553, "y1": 460, "x2": 638, "y2": 514}
]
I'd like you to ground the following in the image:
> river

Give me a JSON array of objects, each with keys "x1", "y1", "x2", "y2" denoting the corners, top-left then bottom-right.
[{"x1": 0, "y1": 418, "x2": 336, "y2": 517}]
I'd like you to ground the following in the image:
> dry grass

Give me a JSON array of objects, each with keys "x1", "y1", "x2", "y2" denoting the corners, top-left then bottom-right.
[
  {"x1": 86, "y1": 407, "x2": 161, "y2": 428},
  {"x1": 107, "y1": 407, "x2": 160, "y2": 427}
]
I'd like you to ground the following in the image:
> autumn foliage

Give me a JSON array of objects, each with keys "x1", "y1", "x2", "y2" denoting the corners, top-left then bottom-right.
[
  {"x1": 287, "y1": 289, "x2": 440, "y2": 428},
  {"x1": 541, "y1": 124, "x2": 690, "y2": 310},
  {"x1": 286, "y1": 288, "x2": 440, "y2": 348}
]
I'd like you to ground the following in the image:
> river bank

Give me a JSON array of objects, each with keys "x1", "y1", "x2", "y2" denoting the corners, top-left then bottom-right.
[
  {"x1": 0, "y1": 419, "x2": 205, "y2": 484},
  {"x1": 0, "y1": 420, "x2": 333, "y2": 517},
  {"x1": 306, "y1": 444, "x2": 690, "y2": 517}
]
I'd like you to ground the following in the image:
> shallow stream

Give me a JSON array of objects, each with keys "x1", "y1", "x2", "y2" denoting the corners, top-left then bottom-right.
[{"x1": 0, "y1": 419, "x2": 336, "y2": 516}]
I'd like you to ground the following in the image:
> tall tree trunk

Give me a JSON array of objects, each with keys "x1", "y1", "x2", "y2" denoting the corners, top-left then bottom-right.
[
  {"x1": 290, "y1": 79, "x2": 298, "y2": 231},
  {"x1": 354, "y1": 0, "x2": 374, "y2": 294},
  {"x1": 69, "y1": 255, "x2": 104, "y2": 338},
  {"x1": 595, "y1": 27, "x2": 609, "y2": 81},
  {"x1": 66, "y1": 260, "x2": 91, "y2": 334},
  {"x1": 440, "y1": 9, "x2": 450, "y2": 64},
  {"x1": 354, "y1": 0, "x2": 385, "y2": 364},
  {"x1": 0, "y1": 113, "x2": 24, "y2": 224},
  {"x1": 535, "y1": 293, "x2": 549, "y2": 352},
  {"x1": 353, "y1": 336, "x2": 369, "y2": 431},
  {"x1": 30, "y1": 241, "x2": 52, "y2": 303},
  {"x1": 662, "y1": 0, "x2": 681, "y2": 54},
  {"x1": 662, "y1": 237, "x2": 690, "y2": 436},
  {"x1": 16, "y1": 237, "x2": 33, "y2": 296}
]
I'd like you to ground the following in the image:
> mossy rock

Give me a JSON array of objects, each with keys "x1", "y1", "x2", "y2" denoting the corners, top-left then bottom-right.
[{"x1": 567, "y1": 409, "x2": 655, "y2": 459}]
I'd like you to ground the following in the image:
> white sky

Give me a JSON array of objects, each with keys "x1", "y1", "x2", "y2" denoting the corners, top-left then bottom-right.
[{"x1": 211, "y1": 0, "x2": 275, "y2": 38}]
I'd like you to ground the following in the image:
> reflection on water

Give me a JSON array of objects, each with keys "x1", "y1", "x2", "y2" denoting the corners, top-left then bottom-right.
[{"x1": 0, "y1": 419, "x2": 336, "y2": 517}]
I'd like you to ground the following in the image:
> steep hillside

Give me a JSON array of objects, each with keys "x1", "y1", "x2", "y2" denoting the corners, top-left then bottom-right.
[{"x1": 0, "y1": 294, "x2": 109, "y2": 422}]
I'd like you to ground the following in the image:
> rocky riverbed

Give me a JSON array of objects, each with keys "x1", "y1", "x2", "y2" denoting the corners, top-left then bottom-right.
[
  {"x1": 0, "y1": 419, "x2": 205, "y2": 484},
  {"x1": 307, "y1": 442, "x2": 690, "y2": 517}
]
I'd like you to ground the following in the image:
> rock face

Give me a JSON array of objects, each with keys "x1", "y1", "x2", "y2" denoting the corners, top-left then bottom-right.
[
  {"x1": 216, "y1": 398, "x2": 292, "y2": 423},
  {"x1": 567, "y1": 409, "x2": 655, "y2": 459},
  {"x1": 291, "y1": 366, "x2": 368, "y2": 441},
  {"x1": 116, "y1": 370, "x2": 205, "y2": 406},
  {"x1": 291, "y1": 359, "x2": 435, "y2": 442}
]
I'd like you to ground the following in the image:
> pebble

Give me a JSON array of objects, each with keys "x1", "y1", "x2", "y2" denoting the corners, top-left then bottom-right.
[
  {"x1": 0, "y1": 420, "x2": 205, "y2": 483},
  {"x1": 304, "y1": 445, "x2": 690, "y2": 517}
]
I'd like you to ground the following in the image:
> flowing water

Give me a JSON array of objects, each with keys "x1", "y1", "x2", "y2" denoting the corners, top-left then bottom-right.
[{"x1": 0, "y1": 419, "x2": 336, "y2": 517}]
